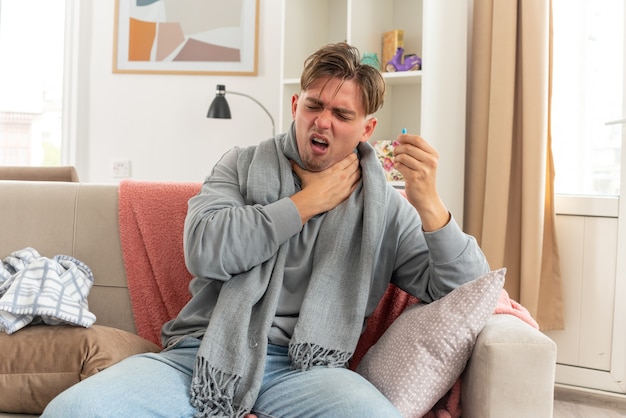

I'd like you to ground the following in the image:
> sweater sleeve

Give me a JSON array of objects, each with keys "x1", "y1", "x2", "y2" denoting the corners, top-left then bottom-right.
[
  {"x1": 183, "y1": 148, "x2": 303, "y2": 281},
  {"x1": 383, "y1": 191, "x2": 490, "y2": 304}
]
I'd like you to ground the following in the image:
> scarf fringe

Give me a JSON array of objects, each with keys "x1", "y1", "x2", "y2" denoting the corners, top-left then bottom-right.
[
  {"x1": 190, "y1": 356, "x2": 248, "y2": 418},
  {"x1": 289, "y1": 342, "x2": 353, "y2": 371}
]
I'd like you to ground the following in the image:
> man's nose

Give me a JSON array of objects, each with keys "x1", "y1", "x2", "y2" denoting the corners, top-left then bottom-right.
[{"x1": 315, "y1": 108, "x2": 332, "y2": 129}]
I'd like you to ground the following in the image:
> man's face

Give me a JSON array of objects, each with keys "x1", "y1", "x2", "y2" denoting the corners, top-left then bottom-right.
[{"x1": 291, "y1": 77, "x2": 377, "y2": 171}]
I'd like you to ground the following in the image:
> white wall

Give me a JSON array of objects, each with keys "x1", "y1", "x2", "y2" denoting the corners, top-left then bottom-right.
[{"x1": 74, "y1": 2, "x2": 282, "y2": 183}]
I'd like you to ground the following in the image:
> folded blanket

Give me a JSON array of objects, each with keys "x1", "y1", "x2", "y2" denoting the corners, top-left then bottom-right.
[
  {"x1": 495, "y1": 287, "x2": 539, "y2": 328},
  {"x1": 0, "y1": 247, "x2": 96, "y2": 334},
  {"x1": 118, "y1": 180, "x2": 200, "y2": 346}
]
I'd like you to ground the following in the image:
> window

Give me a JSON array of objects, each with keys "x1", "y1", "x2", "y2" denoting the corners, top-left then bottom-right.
[
  {"x1": 0, "y1": 0, "x2": 66, "y2": 166},
  {"x1": 551, "y1": 0, "x2": 624, "y2": 197}
]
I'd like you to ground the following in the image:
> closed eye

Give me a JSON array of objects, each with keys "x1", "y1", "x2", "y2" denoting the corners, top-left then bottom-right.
[
  {"x1": 306, "y1": 103, "x2": 323, "y2": 112},
  {"x1": 303, "y1": 98, "x2": 357, "y2": 121},
  {"x1": 333, "y1": 110, "x2": 354, "y2": 121}
]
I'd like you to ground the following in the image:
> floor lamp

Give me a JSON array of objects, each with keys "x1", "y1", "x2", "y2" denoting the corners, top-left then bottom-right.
[{"x1": 207, "y1": 84, "x2": 276, "y2": 137}]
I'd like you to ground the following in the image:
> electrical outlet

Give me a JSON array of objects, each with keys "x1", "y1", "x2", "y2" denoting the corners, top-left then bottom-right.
[{"x1": 112, "y1": 160, "x2": 131, "y2": 177}]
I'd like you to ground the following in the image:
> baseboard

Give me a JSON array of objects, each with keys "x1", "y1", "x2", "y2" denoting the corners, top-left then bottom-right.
[{"x1": 555, "y1": 384, "x2": 626, "y2": 412}]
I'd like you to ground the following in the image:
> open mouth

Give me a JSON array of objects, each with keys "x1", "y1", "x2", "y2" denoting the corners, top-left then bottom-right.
[{"x1": 311, "y1": 136, "x2": 329, "y2": 152}]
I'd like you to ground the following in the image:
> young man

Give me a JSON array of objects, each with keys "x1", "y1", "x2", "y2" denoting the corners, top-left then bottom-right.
[{"x1": 43, "y1": 43, "x2": 489, "y2": 418}]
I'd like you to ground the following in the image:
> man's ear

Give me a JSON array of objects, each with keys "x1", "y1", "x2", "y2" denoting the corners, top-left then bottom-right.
[
  {"x1": 291, "y1": 94, "x2": 299, "y2": 120},
  {"x1": 360, "y1": 117, "x2": 378, "y2": 143}
]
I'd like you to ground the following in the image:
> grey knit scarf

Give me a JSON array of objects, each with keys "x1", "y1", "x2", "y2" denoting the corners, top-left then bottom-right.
[{"x1": 190, "y1": 123, "x2": 388, "y2": 417}]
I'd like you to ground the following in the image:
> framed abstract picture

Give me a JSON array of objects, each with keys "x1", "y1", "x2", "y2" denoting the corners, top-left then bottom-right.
[{"x1": 113, "y1": 0, "x2": 259, "y2": 75}]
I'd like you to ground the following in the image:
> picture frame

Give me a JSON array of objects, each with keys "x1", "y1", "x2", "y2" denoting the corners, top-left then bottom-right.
[{"x1": 113, "y1": 0, "x2": 259, "y2": 76}]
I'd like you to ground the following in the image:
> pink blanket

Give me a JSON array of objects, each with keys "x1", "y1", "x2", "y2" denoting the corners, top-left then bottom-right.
[
  {"x1": 118, "y1": 180, "x2": 538, "y2": 417},
  {"x1": 118, "y1": 180, "x2": 200, "y2": 347}
]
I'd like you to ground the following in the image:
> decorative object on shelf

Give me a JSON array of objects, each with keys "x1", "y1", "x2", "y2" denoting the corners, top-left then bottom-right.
[
  {"x1": 382, "y1": 29, "x2": 404, "y2": 72},
  {"x1": 385, "y1": 47, "x2": 421, "y2": 72},
  {"x1": 207, "y1": 84, "x2": 276, "y2": 136},
  {"x1": 361, "y1": 52, "x2": 380, "y2": 70},
  {"x1": 373, "y1": 140, "x2": 404, "y2": 182},
  {"x1": 113, "y1": 0, "x2": 259, "y2": 75}
]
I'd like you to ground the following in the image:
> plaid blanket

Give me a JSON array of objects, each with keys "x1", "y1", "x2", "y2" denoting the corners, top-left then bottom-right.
[{"x1": 0, "y1": 247, "x2": 96, "y2": 334}]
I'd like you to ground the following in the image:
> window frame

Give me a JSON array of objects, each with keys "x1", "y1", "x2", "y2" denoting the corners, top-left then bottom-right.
[{"x1": 550, "y1": 0, "x2": 626, "y2": 393}]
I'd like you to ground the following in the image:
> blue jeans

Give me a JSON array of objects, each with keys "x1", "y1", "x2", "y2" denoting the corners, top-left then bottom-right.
[{"x1": 42, "y1": 337, "x2": 401, "y2": 418}]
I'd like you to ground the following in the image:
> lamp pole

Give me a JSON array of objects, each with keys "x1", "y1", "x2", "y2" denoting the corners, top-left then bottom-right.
[{"x1": 226, "y1": 91, "x2": 276, "y2": 137}]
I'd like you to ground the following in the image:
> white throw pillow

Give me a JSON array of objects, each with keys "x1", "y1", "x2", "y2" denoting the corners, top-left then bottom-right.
[{"x1": 357, "y1": 268, "x2": 505, "y2": 417}]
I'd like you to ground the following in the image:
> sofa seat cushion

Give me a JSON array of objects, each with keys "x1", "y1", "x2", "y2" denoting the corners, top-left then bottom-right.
[
  {"x1": 357, "y1": 269, "x2": 505, "y2": 418},
  {"x1": 0, "y1": 324, "x2": 161, "y2": 414}
]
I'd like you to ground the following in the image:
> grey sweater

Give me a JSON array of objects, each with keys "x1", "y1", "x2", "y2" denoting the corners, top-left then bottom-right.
[{"x1": 161, "y1": 146, "x2": 490, "y2": 347}]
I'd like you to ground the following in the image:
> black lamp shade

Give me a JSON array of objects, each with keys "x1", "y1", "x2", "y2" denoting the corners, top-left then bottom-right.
[
  {"x1": 206, "y1": 84, "x2": 276, "y2": 137},
  {"x1": 207, "y1": 85, "x2": 232, "y2": 119}
]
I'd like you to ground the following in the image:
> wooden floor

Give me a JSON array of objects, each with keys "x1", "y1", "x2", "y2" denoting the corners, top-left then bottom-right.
[{"x1": 554, "y1": 387, "x2": 626, "y2": 417}]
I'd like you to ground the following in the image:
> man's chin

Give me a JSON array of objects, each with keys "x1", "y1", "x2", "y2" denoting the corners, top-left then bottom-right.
[
  {"x1": 301, "y1": 157, "x2": 330, "y2": 172},
  {"x1": 303, "y1": 165, "x2": 326, "y2": 173}
]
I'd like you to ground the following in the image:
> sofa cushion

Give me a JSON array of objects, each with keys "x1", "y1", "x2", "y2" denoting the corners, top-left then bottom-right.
[
  {"x1": 0, "y1": 324, "x2": 161, "y2": 414},
  {"x1": 357, "y1": 269, "x2": 505, "y2": 418}
]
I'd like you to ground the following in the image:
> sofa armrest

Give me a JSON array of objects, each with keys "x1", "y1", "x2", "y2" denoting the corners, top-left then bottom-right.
[{"x1": 461, "y1": 313, "x2": 557, "y2": 418}]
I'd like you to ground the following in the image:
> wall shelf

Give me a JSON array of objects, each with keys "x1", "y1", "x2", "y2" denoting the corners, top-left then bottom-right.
[{"x1": 279, "y1": 0, "x2": 468, "y2": 223}]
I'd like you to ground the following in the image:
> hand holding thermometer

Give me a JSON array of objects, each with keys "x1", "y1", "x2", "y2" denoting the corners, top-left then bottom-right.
[{"x1": 394, "y1": 127, "x2": 451, "y2": 231}]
